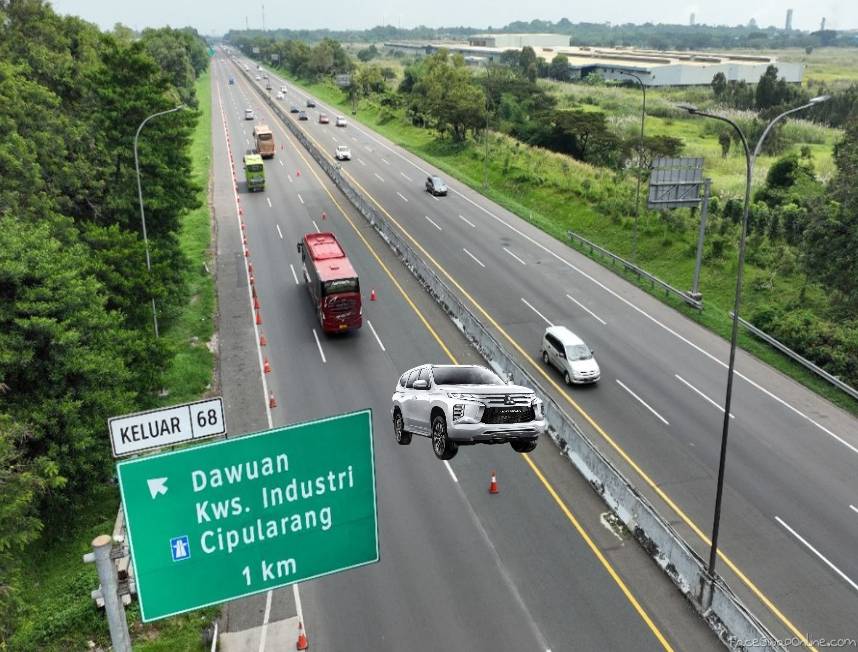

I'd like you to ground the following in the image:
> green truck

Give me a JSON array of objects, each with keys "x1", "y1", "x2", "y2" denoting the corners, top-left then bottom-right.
[{"x1": 243, "y1": 152, "x2": 265, "y2": 192}]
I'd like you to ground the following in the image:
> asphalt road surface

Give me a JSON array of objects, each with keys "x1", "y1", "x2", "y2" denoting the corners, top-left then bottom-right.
[
  {"x1": 224, "y1": 51, "x2": 858, "y2": 649},
  {"x1": 209, "y1": 56, "x2": 723, "y2": 651}
]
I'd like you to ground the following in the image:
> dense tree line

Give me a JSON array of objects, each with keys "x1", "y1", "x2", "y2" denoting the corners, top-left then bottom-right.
[
  {"x1": 224, "y1": 19, "x2": 857, "y2": 50},
  {"x1": 0, "y1": 1, "x2": 207, "y2": 637},
  {"x1": 229, "y1": 33, "x2": 352, "y2": 80}
]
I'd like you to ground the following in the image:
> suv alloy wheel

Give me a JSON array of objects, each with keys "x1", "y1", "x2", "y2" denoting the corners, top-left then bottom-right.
[
  {"x1": 431, "y1": 414, "x2": 458, "y2": 460},
  {"x1": 393, "y1": 409, "x2": 411, "y2": 445}
]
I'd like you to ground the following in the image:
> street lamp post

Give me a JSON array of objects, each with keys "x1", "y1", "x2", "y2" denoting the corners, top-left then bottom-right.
[
  {"x1": 620, "y1": 71, "x2": 646, "y2": 265},
  {"x1": 134, "y1": 104, "x2": 185, "y2": 338},
  {"x1": 677, "y1": 95, "x2": 829, "y2": 580}
]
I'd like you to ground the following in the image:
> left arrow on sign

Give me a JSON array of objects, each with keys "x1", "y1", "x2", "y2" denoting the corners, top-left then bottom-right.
[{"x1": 147, "y1": 477, "x2": 169, "y2": 499}]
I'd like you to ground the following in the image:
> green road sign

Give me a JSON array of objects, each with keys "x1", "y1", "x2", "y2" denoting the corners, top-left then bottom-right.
[{"x1": 118, "y1": 410, "x2": 377, "y2": 621}]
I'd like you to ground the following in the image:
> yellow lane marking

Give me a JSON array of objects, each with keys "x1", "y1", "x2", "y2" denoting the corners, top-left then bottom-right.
[{"x1": 274, "y1": 94, "x2": 817, "y2": 650}]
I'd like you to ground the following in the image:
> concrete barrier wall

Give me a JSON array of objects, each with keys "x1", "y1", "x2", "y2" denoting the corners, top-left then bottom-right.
[{"x1": 242, "y1": 66, "x2": 783, "y2": 652}]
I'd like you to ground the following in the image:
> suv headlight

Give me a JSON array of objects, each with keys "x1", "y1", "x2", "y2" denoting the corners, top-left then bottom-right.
[
  {"x1": 447, "y1": 392, "x2": 482, "y2": 401},
  {"x1": 531, "y1": 398, "x2": 544, "y2": 420}
]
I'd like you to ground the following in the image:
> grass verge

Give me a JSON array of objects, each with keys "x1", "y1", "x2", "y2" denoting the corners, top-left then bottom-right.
[
  {"x1": 7, "y1": 70, "x2": 218, "y2": 651},
  {"x1": 279, "y1": 70, "x2": 858, "y2": 417}
]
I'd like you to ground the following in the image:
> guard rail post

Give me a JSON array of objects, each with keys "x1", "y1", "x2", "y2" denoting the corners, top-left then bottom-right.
[{"x1": 83, "y1": 534, "x2": 132, "y2": 652}]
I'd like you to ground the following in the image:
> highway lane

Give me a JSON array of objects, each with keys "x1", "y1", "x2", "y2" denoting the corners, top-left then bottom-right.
[
  {"x1": 214, "y1": 58, "x2": 718, "y2": 651},
  {"x1": 231, "y1": 56, "x2": 858, "y2": 645}
]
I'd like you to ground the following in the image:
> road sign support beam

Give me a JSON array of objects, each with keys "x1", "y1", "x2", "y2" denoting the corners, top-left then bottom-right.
[{"x1": 84, "y1": 535, "x2": 132, "y2": 652}]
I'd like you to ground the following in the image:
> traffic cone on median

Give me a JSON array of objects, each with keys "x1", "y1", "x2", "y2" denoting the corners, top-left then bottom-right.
[
  {"x1": 263, "y1": 358, "x2": 271, "y2": 373},
  {"x1": 255, "y1": 309, "x2": 262, "y2": 325},
  {"x1": 489, "y1": 470, "x2": 499, "y2": 494},
  {"x1": 269, "y1": 391, "x2": 277, "y2": 409},
  {"x1": 370, "y1": 289, "x2": 376, "y2": 301},
  {"x1": 259, "y1": 332, "x2": 267, "y2": 346},
  {"x1": 254, "y1": 295, "x2": 260, "y2": 310},
  {"x1": 296, "y1": 169, "x2": 301, "y2": 177},
  {"x1": 296, "y1": 621, "x2": 308, "y2": 650}
]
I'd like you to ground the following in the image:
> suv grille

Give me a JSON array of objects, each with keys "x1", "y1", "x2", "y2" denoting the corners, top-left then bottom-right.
[
  {"x1": 480, "y1": 393, "x2": 533, "y2": 406},
  {"x1": 481, "y1": 406, "x2": 535, "y2": 424}
]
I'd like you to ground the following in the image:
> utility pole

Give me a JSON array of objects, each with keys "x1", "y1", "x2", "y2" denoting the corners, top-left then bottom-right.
[
  {"x1": 261, "y1": 3, "x2": 266, "y2": 32},
  {"x1": 84, "y1": 535, "x2": 132, "y2": 652}
]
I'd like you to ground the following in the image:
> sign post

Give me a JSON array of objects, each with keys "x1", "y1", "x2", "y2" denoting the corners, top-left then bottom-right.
[{"x1": 117, "y1": 410, "x2": 377, "y2": 621}]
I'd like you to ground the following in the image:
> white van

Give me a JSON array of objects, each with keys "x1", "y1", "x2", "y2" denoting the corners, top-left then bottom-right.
[
  {"x1": 541, "y1": 326, "x2": 600, "y2": 384},
  {"x1": 244, "y1": 108, "x2": 255, "y2": 120}
]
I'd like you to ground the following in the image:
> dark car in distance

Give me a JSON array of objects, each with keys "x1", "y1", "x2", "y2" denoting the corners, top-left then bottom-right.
[{"x1": 425, "y1": 175, "x2": 448, "y2": 196}]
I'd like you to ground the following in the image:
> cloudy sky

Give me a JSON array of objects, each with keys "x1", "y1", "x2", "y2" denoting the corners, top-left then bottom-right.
[{"x1": 50, "y1": 0, "x2": 857, "y2": 36}]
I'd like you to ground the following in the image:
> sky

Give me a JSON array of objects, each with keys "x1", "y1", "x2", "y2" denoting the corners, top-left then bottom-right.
[{"x1": 50, "y1": 0, "x2": 857, "y2": 36}]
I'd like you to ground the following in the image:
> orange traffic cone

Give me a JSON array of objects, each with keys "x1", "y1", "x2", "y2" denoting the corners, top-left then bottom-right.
[
  {"x1": 255, "y1": 309, "x2": 262, "y2": 325},
  {"x1": 248, "y1": 262, "x2": 253, "y2": 275},
  {"x1": 259, "y1": 332, "x2": 267, "y2": 346},
  {"x1": 489, "y1": 470, "x2": 499, "y2": 494},
  {"x1": 263, "y1": 358, "x2": 271, "y2": 373},
  {"x1": 244, "y1": 247, "x2": 249, "y2": 257},
  {"x1": 268, "y1": 391, "x2": 277, "y2": 409},
  {"x1": 254, "y1": 295, "x2": 260, "y2": 310},
  {"x1": 296, "y1": 169, "x2": 301, "y2": 177},
  {"x1": 321, "y1": 211, "x2": 327, "y2": 221},
  {"x1": 370, "y1": 289, "x2": 376, "y2": 301},
  {"x1": 296, "y1": 621, "x2": 308, "y2": 650},
  {"x1": 249, "y1": 273, "x2": 255, "y2": 286}
]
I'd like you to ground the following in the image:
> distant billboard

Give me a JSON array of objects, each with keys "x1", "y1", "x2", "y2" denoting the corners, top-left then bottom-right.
[
  {"x1": 270, "y1": 53, "x2": 279, "y2": 61},
  {"x1": 335, "y1": 74, "x2": 352, "y2": 88},
  {"x1": 647, "y1": 157, "x2": 704, "y2": 210},
  {"x1": 252, "y1": 46, "x2": 260, "y2": 54}
]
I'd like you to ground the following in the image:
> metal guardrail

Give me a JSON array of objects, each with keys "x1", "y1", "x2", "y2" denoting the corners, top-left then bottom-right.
[
  {"x1": 734, "y1": 313, "x2": 858, "y2": 401},
  {"x1": 566, "y1": 229, "x2": 704, "y2": 310},
  {"x1": 238, "y1": 64, "x2": 784, "y2": 651}
]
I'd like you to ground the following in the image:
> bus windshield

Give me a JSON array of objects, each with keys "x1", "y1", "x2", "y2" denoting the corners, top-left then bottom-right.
[{"x1": 322, "y1": 278, "x2": 359, "y2": 296}]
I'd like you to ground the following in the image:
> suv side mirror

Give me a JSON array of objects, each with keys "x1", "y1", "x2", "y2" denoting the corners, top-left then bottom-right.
[{"x1": 412, "y1": 379, "x2": 429, "y2": 390}]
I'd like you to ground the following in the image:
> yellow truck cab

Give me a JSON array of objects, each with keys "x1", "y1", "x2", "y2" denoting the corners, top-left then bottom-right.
[{"x1": 253, "y1": 124, "x2": 275, "y2": 159}]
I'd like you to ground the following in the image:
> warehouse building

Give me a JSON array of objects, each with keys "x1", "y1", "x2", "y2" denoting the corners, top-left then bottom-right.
[{"x1": 384, "y1": 36, "x2": 804, "y2": 86}]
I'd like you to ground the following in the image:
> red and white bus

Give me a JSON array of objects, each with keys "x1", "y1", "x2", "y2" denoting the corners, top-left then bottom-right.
[{"x1": 297, "y1": 232, "x2": 362, "y2": 332}]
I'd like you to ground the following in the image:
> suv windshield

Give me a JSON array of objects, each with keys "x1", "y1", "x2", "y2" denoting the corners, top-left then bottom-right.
[
  {"x1": 432, "y1": 366, "x2": 502, "y2": 386},
  {"x1": 566, "y1": 344, "x2": 592, "y2": 360}
]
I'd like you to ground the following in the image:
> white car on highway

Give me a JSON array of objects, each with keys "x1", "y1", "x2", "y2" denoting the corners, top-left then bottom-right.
[
  {"x1": 335, "y1": 116, "x2": 347, "y2": 127},
  {"x1": 391, "y1": 364, "x2": 544, "y2": 460},
  {"x1": 335, "y1": 145, "x2": 352, "y2": 160},
  {"x1": 541, "y1": 326, "x2": 600, "y2": 384}
]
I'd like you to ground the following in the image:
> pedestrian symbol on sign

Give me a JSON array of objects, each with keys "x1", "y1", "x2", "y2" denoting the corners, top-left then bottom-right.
[{"x1": 170, "y1": 535, "x2": 191, "y2": 561}]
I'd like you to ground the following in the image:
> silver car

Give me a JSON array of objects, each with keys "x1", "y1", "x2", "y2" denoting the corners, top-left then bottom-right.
[
  {"x1": 391, "y1": 364, "x2": 544, "y2": 460},
  {"x1": 541, "y1": 326, "x2": 600, "y2": 384}
]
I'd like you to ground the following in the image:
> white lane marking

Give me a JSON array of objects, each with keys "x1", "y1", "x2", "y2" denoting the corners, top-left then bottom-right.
[
  {"x1": 289, "y1": 264, "x2": 299, "y2": 285},
  {"x1": 381, "y1": 158, "x2": 391, "y2": 165},
  {"x1": 675, "y1": 374, "x2": 735, "y2": 419},
  {"x1": 775, "y1": 516, "x2": 858, "y2": 593},
  {"x1": 312, "y1": 329, "x2": 326, "y2": 363},
  {"x1": 279, "y1": 159, "x2": 284, "y2": 166},
  {"x1": 503, "y1": 247, "x2": 527, "y2": 265},
  {"x1": 293, "y1": 583, "x2": 306, "y2": 642},
  {"x1": 424, "y1": 215, "x2": 442, "y2": 231},
  {"x1": 332, "y1": 135, "x2": 338, "y2": 142},
  {"x1": 396, "y1": 192, "x2": 409, "y2": 202},
  {"x1": 443, "y1": 460, "x2": 458, "y2": 483},
  {"x1": 365, "y1": 146, "x2": 374, "y2": 153},
  {"x1": 400, "y1": 172, "x2": 413, "y2": 182},
  {"x1": 458, "y1": 214, "x2": 476, "y2": 228},
  {"x1": 297, "y1": 193, "x2": 304, "y2": 204},
  {"x1": 432, "y1": 194, "x2": 440, "y2": 201},
  {"x1": 462, "y1": 248, "x2": 485, "y2": 268},
  {"x1": 288, "y1": 174, "x2": 293, "y2": 182},
  {"x1": 566, "y1": 294, "x2": 607, "y2": 326},
  {"x1": 367, "y1": 320, "x2": 386, "y2": 351},
  {"x1": 245, "y1": 138, "x2": 249, "y2": 145},
  {"x1": 325, "y1": 116, "x2": 856, "y2": 452},
  {"x1": 266, "y1": 197, "x2": 272, "y2": 208},
  {"x1": 850, "y1": 504, "x2": 858, "y2": 515},
  {"x1": 374, "y1": 172, "x2": 385, "y2": 182},
  {"x1": 258, "y1": 589, "x2": 273, "y2": 652},
  {"x1": 616, "y1": 380, "x2": 670, "y2": 426},
  {"x1": 521, "y1": 298, "x2": 553, "y2": 327},
  {"x1": 276, "y1": 224, "x2": 283, "y2": 239},
  {"x1": 357, "y1": 158, "x2": 366, "y2": 166},
  {"x1": 312, "y1": 220, "x2": 321, "y2": 233},
  {"x1": 351, "y1": 136, "x2": 357, "y2": 142}
]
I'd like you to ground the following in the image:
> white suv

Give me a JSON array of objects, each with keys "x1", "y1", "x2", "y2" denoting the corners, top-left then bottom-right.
[
  {"x1": 541, "y1": 326, "x2": 600, "y2": 384},
  {"x1": 391, "y1": 364, "x2": 544, "y2": 460},
  {"x1": 335, "y1": 145, "x2": 352, "y2": 160}
]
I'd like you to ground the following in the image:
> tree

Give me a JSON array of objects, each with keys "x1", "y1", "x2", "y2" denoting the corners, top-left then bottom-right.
[
  {"x1": 755, "y1": 65, "x2": 780, "y2": 109},
  {"x1": 711, "y1": 72, "x2": 727, "y2": 98},
  {"x1": 411, "y1": 50, "x2": 486, "y2": 140},
  {"x1": 718, "y1": 130, "x2": 731, "y2": 158},
  {"x1": 549, "y1": 54, "x2": 570, "y2": 81},
  {"x1": 518, "y1": 46, "x2": 538, "y2": 82},
  {"x1": 545, "y1": 109, "x2": 621, "y2": 166},
  {"x1": 357, "y1": 44, "x2": 379, "y2": 62}
]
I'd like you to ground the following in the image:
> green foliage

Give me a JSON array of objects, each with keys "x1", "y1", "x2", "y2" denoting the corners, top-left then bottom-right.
[
  {"x1": 549, "y1": 54, "x2": 570, "y2": 81},
  {"x1": 357, "y1": 44, "x2": 379, "y2": 62}
]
